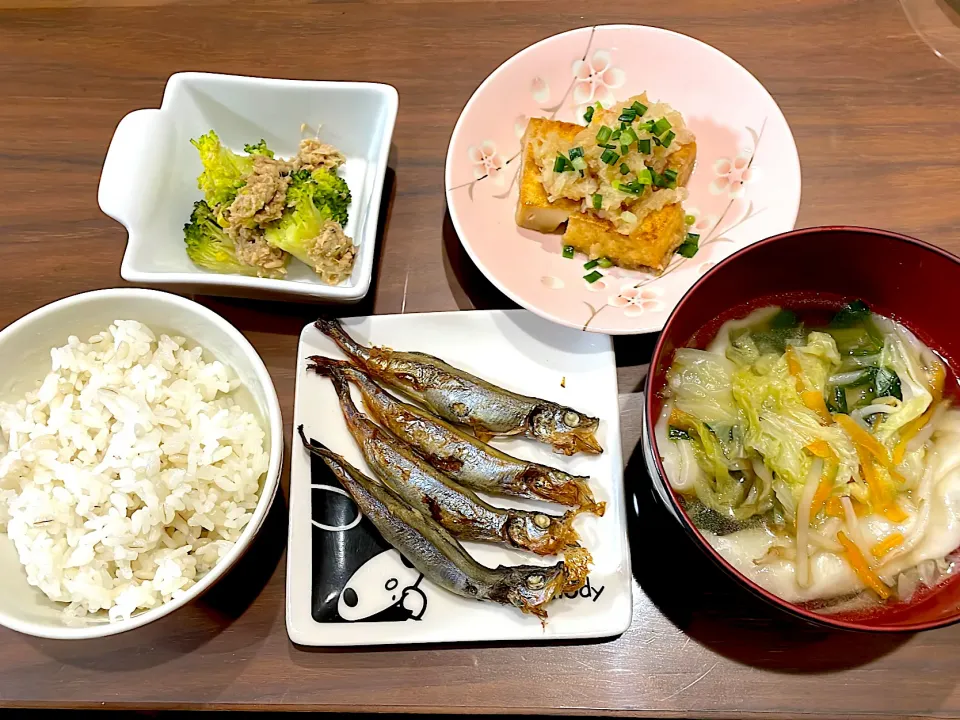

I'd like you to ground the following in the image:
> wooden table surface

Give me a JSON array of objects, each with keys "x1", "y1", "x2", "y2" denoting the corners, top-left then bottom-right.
[{"x1": 2, "y1": 0, "x2": 960, "y2": 716}]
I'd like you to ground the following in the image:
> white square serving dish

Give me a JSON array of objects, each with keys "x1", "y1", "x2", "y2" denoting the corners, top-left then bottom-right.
[
  {"x1": 286, "y1": 309, "x2": 633, "y2": 646},
  {"x1": 98, "y1": 72, "x2": 398, "y2": 302}
]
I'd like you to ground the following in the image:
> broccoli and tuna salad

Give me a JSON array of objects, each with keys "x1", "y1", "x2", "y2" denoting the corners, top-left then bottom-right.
[{"x1": 183, "y1": 131, "x2": 356, "y2": 285}]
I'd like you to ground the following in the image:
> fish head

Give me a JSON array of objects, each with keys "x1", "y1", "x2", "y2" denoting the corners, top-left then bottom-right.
[
  {"x1": 521, "y1": 466, "x2": 604, "y2": 513},
  {"x1": 505, "y1": 512, "x2": 580, "y2": 556},
  {"x1": 529, "y1": 405, "x2": 602, "y2": 455},
  {"x1": 494, "y1": 562, "x2": 568, "y2": 618}
]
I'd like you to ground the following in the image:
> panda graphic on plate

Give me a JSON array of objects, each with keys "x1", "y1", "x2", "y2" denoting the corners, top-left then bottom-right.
[{"x1": 338, "y1": 549, "x2": 428, "y2": 622}]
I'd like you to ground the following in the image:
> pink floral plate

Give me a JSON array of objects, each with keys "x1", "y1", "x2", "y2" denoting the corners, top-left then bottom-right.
[{"x1": 445, "y1": 25, "x2": 801, "y2": 334}]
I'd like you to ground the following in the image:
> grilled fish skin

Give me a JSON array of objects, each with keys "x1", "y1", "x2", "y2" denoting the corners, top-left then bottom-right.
[
  {"x1": 314, "y1": 318, "x2": 603, "y2": 456},
  {"x1": 308, "y1": 357, "x2": 605, "y2": 515},
  {"x1": 317, "y1": 364, "x2": 582, "y2": 556},
  {"x1": 299, "y1": 428, "x2": 589, "y2": 619}
]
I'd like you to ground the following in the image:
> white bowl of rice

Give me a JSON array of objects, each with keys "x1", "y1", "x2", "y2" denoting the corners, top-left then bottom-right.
[{"x1": 0, "y1": 288, "x2": 282, "y2": 639}]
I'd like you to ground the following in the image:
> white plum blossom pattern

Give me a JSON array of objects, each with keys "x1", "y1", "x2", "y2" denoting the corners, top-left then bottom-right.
[
  {"x1": 541, "y1": 275, "x2": 564, "y2": 289},
  {"x1": 572, "y1": 50, "x2": 625, "y2": 113},
  {"x1": 710, "y1": 154, "x2": 755, "y2": 198},
  {"x1": 468, "y1": 141, "x2": 505, "y2": 186},
  {"x1": 531, "y1": 76, "x2": 551, "y2": 104},
  {"x1": 683, "y1": 207, "x2": 718, "y2": 237},
  {"x1": 584, "y1": 275, "x2": 611, "y2": 292},
  {"x1": 514, "y1": 115, "x2": 528, "y2": 139},
  {"x1": 608, "y1": 284, "x2": 665, "y2": 317}
]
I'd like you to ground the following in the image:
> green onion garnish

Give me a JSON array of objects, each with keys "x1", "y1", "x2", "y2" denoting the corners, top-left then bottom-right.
[
  {"x1": 619, "y1": 163, "x2": 630, "y2": 175},
  {"x1": 614, "y1": 180, "x2": 641, "y2": 195},
  {"x1": 600, "y1": 143, "x2": 617, "y2": 150},
  {"x1": 553, "y1": 154, "x2": 570, "y2": 173},
  {"x1": 631, "y1": 100, "x2": 648, "y2": 115},
  {"x1": 583, "y1": 106, "x2": 595, "y2": 124},
  {"x1": 652, "y1": 136, "x2": 662, "y2": 147},
  {"x1": 662, "y1": 168, "x2": 679, "y2": 188},
  {"x1": 637, "y1": 139, "x2": 651, "y2": 154},
  {"x1": 653, "y1": 118, "x2": 672, "y2": 135},
  {"x1": 677, "y1": 234, "x2": 699, "y2": 258},
  {"x1": 583, "y1": 270, "x2": 603, "y2": 284},
  {"x1": 618, "y1": 109, "x2": 637, "y2": 123},
  {"x1": 648, "y1": 167, "x2": 660, "y2": 186},
  {"x1": 571, "y1": 156, "x2": 587, "y2": 171},
  {"x1": 562, "y1": 245, "x2": 575, "y2": 259},
  {"x1": 595, "y1": 101, "x2": 603, "y2": 113},
  {"x1": 620, "y1": 126, "x2": 639, "y2": 146},
  {"x1": 661, "y1": 130, "x2": 676, "y2": 148},
  {"x1": 583, "y1": 259, "x2": 600, "y2": 270},
  {"x1": 643, "y1": 119, "x2": 658, "y2": 133},
  {"x1": 592, "y1": 193, "x2": 603, "y2": 210},
  {"x1": 610, "y1": 128, "x2": 622, "y2": 141},
  {"x1": 685, "y1": 214, "x2": 696, "y2": 225},
  {"x1": 600, "y1": 149, "x2": 619, "y2": 165},
  {"x1": 620, "y1": 144, "x2": 629, "y2": 155},
  {"x1": 636, "y1": 167, "x2": 652, "y2": 185},
  {"x1": 568, "y1": 146, "x2": 584, "y2": 160},
  {"x1": 597, "y1": 257, "x2": 614, "y2": 268},
  {"x1": 596, "y1": 126, "x2": 613, "y2": 144}
]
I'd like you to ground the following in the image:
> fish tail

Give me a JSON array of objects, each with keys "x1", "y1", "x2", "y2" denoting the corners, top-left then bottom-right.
[
  {"x1": 306, "y1": 355, "x2": 353, "y2": 377},
  {"x1": 297, "y1": 424, "x2": 335, "y2": 461},
  {"x1": 313, "y1": 318, "x2": 371, "y2": 363}
]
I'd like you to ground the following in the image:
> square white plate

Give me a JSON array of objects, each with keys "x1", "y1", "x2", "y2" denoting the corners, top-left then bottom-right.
[
  {"x1": 98, "y1": 72, "x2": 397, "y2": 302},
  {"x1": 286, "y1": 309, "x2": 632, "y2": 646}
]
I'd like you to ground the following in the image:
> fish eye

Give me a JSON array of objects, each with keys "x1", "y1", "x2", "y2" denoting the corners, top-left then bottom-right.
[
  {"x1": 563, "y1": 410, "x2": 581, "y2": 427},
  {"x1": 533, "y1": 514, "x2": 551, "y2": 529},
  {"x1": 526, "y1": 574, "x2": 545, "y2": 589}
]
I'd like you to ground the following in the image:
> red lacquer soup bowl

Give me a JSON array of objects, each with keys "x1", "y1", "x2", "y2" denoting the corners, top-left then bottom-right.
[{"x1": 644, "y1": 226, "x2": 960, "y2": 631}]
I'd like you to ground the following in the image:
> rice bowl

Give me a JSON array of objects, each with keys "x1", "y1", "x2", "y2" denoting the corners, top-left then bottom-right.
[{"x1": 0, "y1": 289, "x2": 282, "y2": 639}]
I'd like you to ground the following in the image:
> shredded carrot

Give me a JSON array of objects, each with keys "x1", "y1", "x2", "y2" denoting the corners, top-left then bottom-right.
[
  {"x1": 893, "y1": 360, "x2": 946, "y2": 464},
  {"x1": 837, "y1": 531, "x2": 891, "y2": 600},
  {"x1": 668, "y1": 408, "x2": 697, "y2": 432},
  {"x1": 855, "y1": 444, "x2": 886, "y2": 508},
  {"x1": 785, "y1": 346, "x2": 805, "y2": 393},
  {"x1": 882, "y1": 503, "x2": 909, "y2": 523},
  {"x1": 871, "y1": 532, "x2": 905, "y2": 560},
  {"x1": 810, "y1": 473, "x2": 834, "y2": 518},
  {"x1": 825, "y1": 496, "x2": 844, "y2": 517},
  {"x1": 802, "y1": 391, "x2": 833, "y2": 424},
  {"x1": 835, "y1": 414, "x2": 890, "y2": 465},
  {"x1": 805, "y1": 440, "x2": 834, "y2": 459}
]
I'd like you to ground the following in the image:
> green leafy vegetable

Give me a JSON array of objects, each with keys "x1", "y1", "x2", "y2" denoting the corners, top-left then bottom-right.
[
  {"x1": 190, "y1": 130, "x2": 254, "y2": 207},
  {"x1": 874, "y1": 367, "x2": 903, "y2": 400},
  {"x1": 263, "y1": 171, "x2": 348, "y2": 269},
  {"x1": 831, "y1": 299, "x2": 871, "y2": 328},
  {"x1": 183, "y1": 200, "x2": 278, "y2": 277},
  {"x1": 243, "y1": 139, "x2": 274, "y2": 158},
  {"x1": 668, "y1": 426, "x2": 691, "y2": 441}
]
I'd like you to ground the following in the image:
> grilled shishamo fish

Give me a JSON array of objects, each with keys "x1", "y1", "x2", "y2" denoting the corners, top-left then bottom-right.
[
  {"x1": 319, "y1": 364, "x2": 583, "y2": 556},
  {"x1": 314, "y1": 318, "x2": 603, "y2": 455},
  {"x1": 299, "y1": 429, "x2": 589, "y2": 619},
  {"x1": 309, "y1": 357, "x2": 605, "y2": 514}
]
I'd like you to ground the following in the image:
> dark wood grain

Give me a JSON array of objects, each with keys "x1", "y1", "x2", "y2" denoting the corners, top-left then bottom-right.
[{"x1": 1, "y1": 0, "x2": 960, "y2": 716}]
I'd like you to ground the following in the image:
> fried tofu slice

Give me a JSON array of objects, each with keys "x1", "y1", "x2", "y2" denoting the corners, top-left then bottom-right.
[
  {"x1": 563, "y1": 202, "x2": 687, "y2": 273},
  {"x1": 515, "y1": 118, "x2": 582, "y2": 232},
  {"x1": 669, "y1": 141, "x2": 697, "y2": 188}
]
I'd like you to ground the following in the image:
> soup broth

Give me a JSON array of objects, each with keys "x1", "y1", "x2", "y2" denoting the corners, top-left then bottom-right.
[{"x1": 656, "y1": 301, "x2": 960, "y2": 612}]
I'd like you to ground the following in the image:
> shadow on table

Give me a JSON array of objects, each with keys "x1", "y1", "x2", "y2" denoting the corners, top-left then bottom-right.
[
  {"x1": 623, "y1": 437, "x2": 912, "y2": 673},
  {"x1": 441, "y1": 209, "x2": 516, "y2": 311}
]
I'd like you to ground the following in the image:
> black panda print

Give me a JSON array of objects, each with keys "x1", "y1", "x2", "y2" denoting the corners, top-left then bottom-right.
[{"x1": 309, "y1": 451, "x2": 428, "y2": 623}]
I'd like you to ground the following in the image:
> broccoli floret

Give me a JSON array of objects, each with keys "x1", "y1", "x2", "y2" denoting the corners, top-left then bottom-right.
[
  {"x1": 243, "y1": 139, "x2": 274, "y2": 158},
  {"x1": 190, "y1": 130, "x2": 254, "y2": 207},
  {"x1": 263, "y1": 172, "x2": 351, "y2": 269},
  {"x1": 310, "y1": 169, "x2": 351, "y2": 226},
  {"x1": 183, "y1": 200, "x2": 260, "y2": 276}
]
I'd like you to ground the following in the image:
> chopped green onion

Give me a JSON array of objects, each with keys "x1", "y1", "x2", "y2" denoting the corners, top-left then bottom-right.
[
  {"x1": 643, "y1": 119, "x2": 658, "y2": 133},
  {"x1": 620, "y1": 144, "x2": 629, "y2": 155},
  {"x1": 583, "y1": 106, "x2": 595, "y2": 124},
  {"x1": 597, "y1": 257, "x2": 614, "y2": 268},
  {"x1": 571, "y1": 156, "x2": 587, "y2": 171},
  {"x1": 619, "y1": 162, "x2": 631, "y2": 175},
  {"x1": 631, "y1": 100, "x2": 648, "y2": 115},
  {"x1": 637, "y1": 138, "x2": 651, "y2": 154},
  {"x1": 600, "y1": 149, "x2": 619, "y2": 165},
  {"x1": 661, "y1": 130, "x2": 676, "y2": 148},
  {"x1": 568, "y1": 146, "x2": 584, "y2": 160},
  {"x1": 635, "y1": 167, "x2": 652, "y2": 185},
  {"x1": 583, "y1": 259, "x2": 599, "y2": 270},
  {"x1": 600, "y1": 143, "x2": 617, "y2": 150},
  {"x1": 676, "y1": 234, "x2": 699, "y2": 258},
  {"x1": 663, "y1": 168, "x2": 679, "y2": 183},
  {"x1": 553, "y1": 154, "x2": 571, "y2": 173},
  {"x1": 595, "y1": 101, "x2": 603, "y2": 113},
  {"x1": 614, "y1": 181, "x2": 641, "y2": 195},
  {"x1": 596, "y1": 126, "x2": 613, "y2": 144},
  {"x1": 611, "y1": 128, "x2": 622, "y2": 141},
  {"x1": 653, "y1": 118, "x2": 672, "y2": 135},
  {"x1": 620, "y1": 126, "x2": 639, "y2": 146},
  {"x1": 618, "y1": 109, "x2": 637, "y2": 123},
  {"x1": 652, "y1": 136, "x2": 662, "y2": 147},
  {"x1": 562, "y1": 245, "x2": 575, "y2": 259},
  {"x1": 685, "y1": 214, "x2": 696, "y2": 225},
  {"x1": 592, "y1": 193, "x2": 603, "y2": 210},
  {"x1": 648, "y1": 167, "x2": 660, "y2": 186},
  {"x1": 583, "y1": 270, "x2": 603, "y2": 284}
]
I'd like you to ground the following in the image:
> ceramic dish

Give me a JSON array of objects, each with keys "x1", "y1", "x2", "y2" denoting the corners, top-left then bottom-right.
[
  {"x1": 445, "y1": 25, "x2": 801, "y2": 334},
  {"x1": 286, "y1": 309, "x2": 632, "y2": 646},
  {"x1": 645, "y1": 226, "x2": 960, "y2": 631},
  {"x1": 0, "y1": 288, "x2": 283, "y2": 639},
  {"x1": 99, "y1": 72, "x2": 397, "y2": 302}
]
